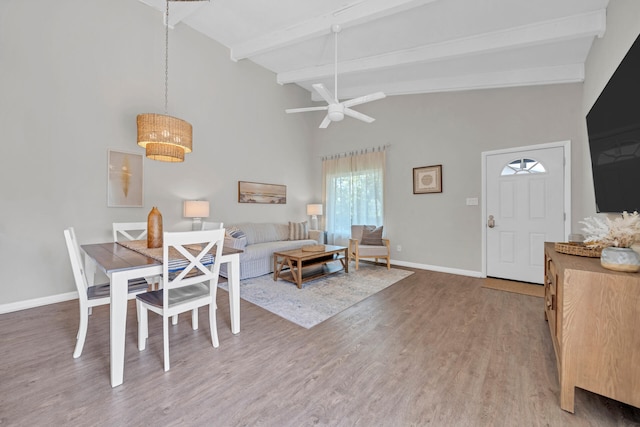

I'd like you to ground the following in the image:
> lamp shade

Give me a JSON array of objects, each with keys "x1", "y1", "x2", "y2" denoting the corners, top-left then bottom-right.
[
  {"x1": 307, "y1": 204, "x2": 323, "y2": 216},
  {"x1": 137, "y1": 114, "x2": 192, "y2": 162},
  {"x1": 183, "y1": 200, "x2": 209, "y2": 218}
]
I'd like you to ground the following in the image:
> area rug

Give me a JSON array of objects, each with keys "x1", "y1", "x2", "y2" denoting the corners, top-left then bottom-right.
[
  {"x1": 218, "y1": 264, "x2": 413, "y2": 328},
  {"x1": 482, "y1": 277, "x2": 544, "y2": 298}
]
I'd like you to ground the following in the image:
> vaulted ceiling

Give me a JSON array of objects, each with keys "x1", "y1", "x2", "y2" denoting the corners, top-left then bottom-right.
[{"x1": 138, "y1": 0, "x2": 609, "y2": 102}]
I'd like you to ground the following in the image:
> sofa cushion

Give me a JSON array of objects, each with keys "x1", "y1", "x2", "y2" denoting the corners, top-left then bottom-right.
[
  {"x1": 233, "y1": 223, "x2": 283, "y2": 245},
  {"x1": 274, "y1": 224, "x2": 290, "y2": 241},
  {"x1": 288, "y1": 221, "x2": 309, "y2": 240},
  {"x1": 357, "y1": 245, "x2": 389, "y2": 257},
  {"x1": 219, "y1": 238, "x2": 319, "y2": 279},
  {"x1": 219, "y1": 222, "x2": 323, "y2": 280},
  {"x1": 224, "y1": 235, "x2": 247, "y2": 250},
  {"x1": 242, "y1": 239, "x2": 315, "y2": 261},
  {"x1": 361, "y1": 225, "x2": 384, "y2": 246}
]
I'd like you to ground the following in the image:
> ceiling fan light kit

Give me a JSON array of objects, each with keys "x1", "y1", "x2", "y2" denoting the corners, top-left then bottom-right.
[
  {"x1": 285, "y1": 25, "x2": 386, "y2": 128},
  {"x1": 328, "y1": 104, "x2": 344, "y2": 122}
]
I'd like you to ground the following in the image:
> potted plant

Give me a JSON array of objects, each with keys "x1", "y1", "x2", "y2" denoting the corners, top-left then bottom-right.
[{"x1": 580, "y1": 211, "x2": 640, "y2": 272}]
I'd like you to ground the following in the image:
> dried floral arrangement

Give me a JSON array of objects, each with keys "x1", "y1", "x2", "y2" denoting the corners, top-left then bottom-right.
[{"x1": 580, "y1": 211, "x2": 640, "y2": 248}]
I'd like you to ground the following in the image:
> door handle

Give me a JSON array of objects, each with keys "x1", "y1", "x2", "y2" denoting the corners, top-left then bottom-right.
[{"x1": 487, "y1": 215, "x2": 495, "y2": 228}]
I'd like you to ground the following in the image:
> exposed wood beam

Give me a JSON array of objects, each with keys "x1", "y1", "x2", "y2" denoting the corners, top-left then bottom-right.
[
  {"x1": 230, "y1": 0, "x2": 439, "y2": 61},
  {"x1": 280, "y1": 9, "x2": 605, "y2": 85},
  {"x1": 312, "y1": 64, "x2": 585, "y2": 101}
]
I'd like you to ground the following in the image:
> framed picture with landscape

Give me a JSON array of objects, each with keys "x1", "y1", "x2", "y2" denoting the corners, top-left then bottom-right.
[
  {"x1": 238, "y1": 181, "x2": 287, "y2": 204},
  {"x1": 413, "y1": 164, "x2": 442, "y2": 194}
]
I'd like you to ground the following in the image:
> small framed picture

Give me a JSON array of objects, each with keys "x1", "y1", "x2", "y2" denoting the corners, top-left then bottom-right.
[
  {"x1": 108, "y1": 149, "x2": 144, "y2": 207},
  {"x1": 413, "y1": 164, "x2": 442, "y2": 194}
]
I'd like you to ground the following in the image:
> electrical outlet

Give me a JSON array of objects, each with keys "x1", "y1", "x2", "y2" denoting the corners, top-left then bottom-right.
[{"x1": 396, "y1": 245, "x2": 402, "y2": 252}]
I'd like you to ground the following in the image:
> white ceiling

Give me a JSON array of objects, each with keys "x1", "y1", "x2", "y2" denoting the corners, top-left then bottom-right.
[{"x1": 138, "y1": 0, "x2": 609, "y2": 102}]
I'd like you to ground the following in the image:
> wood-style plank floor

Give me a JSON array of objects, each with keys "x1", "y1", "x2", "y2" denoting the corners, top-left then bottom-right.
[{"x1": 1, "y1": 268, "x2": 639, "y2": 426}]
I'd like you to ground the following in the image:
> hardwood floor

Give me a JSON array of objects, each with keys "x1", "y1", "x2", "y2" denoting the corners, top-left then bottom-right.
[{"x1": 1, "y1": 268, "x2": 639, "y2": 426}]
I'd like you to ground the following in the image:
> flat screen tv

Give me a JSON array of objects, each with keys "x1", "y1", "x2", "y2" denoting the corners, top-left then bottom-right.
[{"x1": 586, "y1": 34, "x2": 640, "y2": 213}]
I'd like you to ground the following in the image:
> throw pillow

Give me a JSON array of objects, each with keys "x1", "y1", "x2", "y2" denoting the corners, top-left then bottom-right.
[
  {"x1": 361, "y1": 225, "x2": 384, "y2": 246},
  {"x1": 225, "y1": 226, "x2": 246, "y2": 240},
  {"x1": 224, "y1": 226, "x2": 247, "y2": 249},
  {"x1": 288, "y1": 221, "x2": 309, "y2": 240}
]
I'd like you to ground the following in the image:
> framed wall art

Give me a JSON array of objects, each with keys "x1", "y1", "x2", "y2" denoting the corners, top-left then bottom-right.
[
  {"x1": 108, "y1": 149, "x2": 144, "y2": 207},
  {"x1": 413, "y1": 164, "x2": 442, "y2": 194},
  {"x1": 238, "y1": 181, "x2": 287, "y2": 204}
]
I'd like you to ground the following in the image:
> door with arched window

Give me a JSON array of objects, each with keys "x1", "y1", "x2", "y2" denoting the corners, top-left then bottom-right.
[{"x1": 483, "y1": 143, "x2": 569, "y2": 284}]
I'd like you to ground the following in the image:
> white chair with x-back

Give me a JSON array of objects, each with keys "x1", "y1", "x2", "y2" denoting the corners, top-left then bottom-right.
[
  {"x1": 64, "y1": 227, "x2": 148, "y2": 358},
  {"x1": 136, "y1": 228, "x2": 225, "y2": 371},
  {"x1": 201, "y1": 221, "x2": 224, "y2": 230}
]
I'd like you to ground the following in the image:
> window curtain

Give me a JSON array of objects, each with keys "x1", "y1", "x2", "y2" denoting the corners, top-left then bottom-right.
[{"x1": 322, "y1": 147, "x2": 386, "y2": 245}]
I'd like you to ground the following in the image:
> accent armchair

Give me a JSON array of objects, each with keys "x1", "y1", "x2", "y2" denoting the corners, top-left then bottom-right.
[{"x1": 348, "y1": 225, "x2": 390, "y2": 270}]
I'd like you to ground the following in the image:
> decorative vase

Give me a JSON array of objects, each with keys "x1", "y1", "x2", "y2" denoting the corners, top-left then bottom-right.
[
  {"x1": 600, "y1": 247, "x2": 640, "y2": 273},
  {"x1": 147, "y1": 206, "x2": 163, "y2": 249}
]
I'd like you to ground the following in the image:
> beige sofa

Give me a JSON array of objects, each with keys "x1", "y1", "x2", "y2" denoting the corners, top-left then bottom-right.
[{"x1": 220, "y1": 222, "x2": 323, "y2": 280}]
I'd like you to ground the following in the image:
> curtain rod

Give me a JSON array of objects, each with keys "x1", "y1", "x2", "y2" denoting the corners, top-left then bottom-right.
[{"x1": 321, "y1": 144, "x2": 390, "y2": 161}]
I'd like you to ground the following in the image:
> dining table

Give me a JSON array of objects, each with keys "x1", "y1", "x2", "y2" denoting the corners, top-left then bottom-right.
[{"x1": 81, "y1": 241, "x2": 242, "y2": 388}]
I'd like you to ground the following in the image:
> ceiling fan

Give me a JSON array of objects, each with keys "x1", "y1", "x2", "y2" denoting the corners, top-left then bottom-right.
[{"x1": 285, "y1": 25, "x2": 386, "y2": 128}]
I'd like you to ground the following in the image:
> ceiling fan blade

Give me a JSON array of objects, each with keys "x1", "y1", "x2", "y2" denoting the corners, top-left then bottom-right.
[
  {"x1": 343, "y1": 107, "x2": 375, "y2": 123},
  {"x1": 285, "y1": 106, "x2": 328, "y2": 114},
  {"x1": 312, "y1": 83, "x2": 336, "y2": 105},
  {"x1": 319, "y1": 115, "x2": 332, "y2": 128},
  {"x1": 342, "y1": 92, "x2": 386, "y2": 108}
]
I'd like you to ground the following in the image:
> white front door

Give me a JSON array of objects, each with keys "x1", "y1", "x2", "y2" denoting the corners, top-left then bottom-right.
[{"x1": 484, "y1": 144, "x2": 567, "y2": 284}]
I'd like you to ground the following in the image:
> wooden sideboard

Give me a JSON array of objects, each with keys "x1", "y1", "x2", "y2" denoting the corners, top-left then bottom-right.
[{"x1": 544, "y1": 242, "x2": 640, "y2": 413}]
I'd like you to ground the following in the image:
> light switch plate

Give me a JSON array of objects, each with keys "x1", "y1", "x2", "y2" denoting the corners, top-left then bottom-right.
[{"x1": 466, "y1": 197, "x2": 479, "y2": 206}]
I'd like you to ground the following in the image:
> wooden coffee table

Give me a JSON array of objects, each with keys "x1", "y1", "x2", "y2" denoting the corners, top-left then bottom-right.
[{"x1": 273, "y1": 245, "x2": 348, "y2": 288}]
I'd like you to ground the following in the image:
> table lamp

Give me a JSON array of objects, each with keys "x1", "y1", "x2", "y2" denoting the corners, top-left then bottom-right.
[
  {"x1": 183, "y1": 200, "x2": 210, "y2": 230},
  {"x1": 307, "y1": 204, "x2": 323, "y2": 230}
]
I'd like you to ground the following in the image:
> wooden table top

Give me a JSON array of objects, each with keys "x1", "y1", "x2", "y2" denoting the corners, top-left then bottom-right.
[{"x1": 82, "y1": 242, "x2": 242, "y2": 274}]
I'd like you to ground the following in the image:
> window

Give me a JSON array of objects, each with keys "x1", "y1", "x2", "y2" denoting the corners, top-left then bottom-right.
[
  {"x1": 322, "y1": 149, "x2": 386, "y2": 244},
  {"x1": 501, "y1": 158, "x2": 546, "y2": 175}
]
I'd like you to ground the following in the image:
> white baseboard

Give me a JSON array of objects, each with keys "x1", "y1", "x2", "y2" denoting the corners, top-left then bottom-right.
[
  {"x1": 0, "y1": 291, "x2": 78, "y2": 315},
  {"x1": 391, "y1": 259, "x2": 484, "y2": 278},
  {"x1": 1, "y1": 260, "x2": 483, "y2": 314}
]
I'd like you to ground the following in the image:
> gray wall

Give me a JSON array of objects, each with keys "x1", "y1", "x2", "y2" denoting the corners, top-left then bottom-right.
[
  {"x1": 310, "y1": 0, "x2": 640, "y2": 275},
  {"x1": 2, "y1": 0, "x2": 640, "y2": 309},
  {"x1": 0, "y1": 0, "x2": 314, "y2": 306},
  {"x1": 311, "y1": 84, "x2": 584, "y2": 273}
]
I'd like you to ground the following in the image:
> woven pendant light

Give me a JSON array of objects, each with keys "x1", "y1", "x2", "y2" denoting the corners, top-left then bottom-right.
[
  {"x1": 137, "y1": 114, "x2": 192, "y2": 162},
  {"x1": 137, "y1": 0, "x2": 193, "y2": 162}
]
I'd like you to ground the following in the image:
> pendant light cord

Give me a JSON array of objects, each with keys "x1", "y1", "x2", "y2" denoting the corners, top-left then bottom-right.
[{"x1": 164, "y1": 0, "x2": 170, "y2": 115}]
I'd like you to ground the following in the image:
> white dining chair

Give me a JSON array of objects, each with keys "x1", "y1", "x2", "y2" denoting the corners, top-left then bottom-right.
[
  {"x1": 112, "y1": 221, "x2": 148, "y2": 241},
  {"x1": 64, "y1": 227, "x2": 148, "y2": 358},
  {"x1": 112, "y1": 221, "x2": 158, "y2": 290},
  {"x1": 201, "y1": 221, "x2": 224, "y2": 230},
  {"x1": 136, "y1": 228, "x2": 225, "y2": 371}
]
